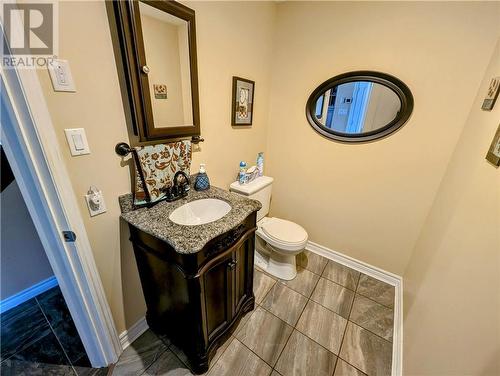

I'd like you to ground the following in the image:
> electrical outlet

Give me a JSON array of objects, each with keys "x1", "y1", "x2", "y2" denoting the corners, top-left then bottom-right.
[{"x1": 85, "y1": 188, "x2": 106, "y2": 217}]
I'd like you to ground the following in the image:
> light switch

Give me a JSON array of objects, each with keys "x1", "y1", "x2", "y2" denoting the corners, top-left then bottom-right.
[
  {"x1": 48, "y1": 59, "x2": 76, "y2": 92},
  {"x1": 65, "y1": 128, "x2": 90, "y2": 156},
  {"x1": 72, "y1": 134, "x2": 85, "y2": 151}
]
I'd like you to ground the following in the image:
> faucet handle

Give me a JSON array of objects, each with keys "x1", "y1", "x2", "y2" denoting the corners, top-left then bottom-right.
[
  {"x1": 171, "y1": 185, "x2": 179, "y2": 197},
  {"x1": 161, "y1": 186, "x2": 174, "y2": 200}
]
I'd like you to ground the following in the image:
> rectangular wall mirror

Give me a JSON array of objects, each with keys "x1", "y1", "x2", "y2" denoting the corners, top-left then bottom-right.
[{"x1": 108, "y1": 0, "x2": 200, "y2": 141}]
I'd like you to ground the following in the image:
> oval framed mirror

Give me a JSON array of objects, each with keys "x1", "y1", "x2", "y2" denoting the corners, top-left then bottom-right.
[{"x1": 306, "y1": 71, "x2": 414, "y2": 143}]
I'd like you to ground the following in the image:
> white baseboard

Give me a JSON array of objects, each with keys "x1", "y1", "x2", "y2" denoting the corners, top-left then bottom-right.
[
  {"x1": 0, "y1": 276, "x2": 58, "y2": 314},
  {"x1": 306, "y1": 241, "x2": 403, "y2": 376},
  {"x1": 119, "y1": 316, "x2": 149, "y2": 350}
]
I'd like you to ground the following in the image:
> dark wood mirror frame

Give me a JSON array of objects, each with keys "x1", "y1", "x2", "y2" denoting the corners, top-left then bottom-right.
[
  {"x1": 306, "y1": 71, "x2": 414, "y2": 143},
  {"x1": 107, "y1": 0, "x2": 200, "y2": 142}
]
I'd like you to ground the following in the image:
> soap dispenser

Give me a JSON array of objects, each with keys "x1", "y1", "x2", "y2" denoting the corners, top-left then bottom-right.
[{"x1": 195, "y1": 163, "x2": 210, "y2": 191}]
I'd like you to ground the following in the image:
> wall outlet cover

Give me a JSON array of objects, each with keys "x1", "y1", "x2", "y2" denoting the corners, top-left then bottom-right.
[{"x1": 85, "y1": 190, "x2": 107, "y2": 217}]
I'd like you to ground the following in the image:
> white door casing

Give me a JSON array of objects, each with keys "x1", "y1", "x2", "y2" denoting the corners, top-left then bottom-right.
[{"x1": 0, "y1": 16, "x2": 121, "y2": 367}]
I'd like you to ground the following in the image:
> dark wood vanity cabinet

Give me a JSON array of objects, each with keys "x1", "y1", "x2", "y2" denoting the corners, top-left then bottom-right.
[{"x1": 128, "y1": 213, "x2": 257, "y2": 374}]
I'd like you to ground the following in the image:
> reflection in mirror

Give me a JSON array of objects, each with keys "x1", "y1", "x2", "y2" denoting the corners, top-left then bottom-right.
[
  {"x1": 313, "y1": 82, "x2": 401, "y2": 134},
  {"x1": 139, "y1": 2, "x2": 193, "y2": 128}
]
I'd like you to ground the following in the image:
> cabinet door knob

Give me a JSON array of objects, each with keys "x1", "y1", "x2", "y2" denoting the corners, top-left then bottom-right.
[
  {"x1": 227, "y1": 260, "x2": 238, "y2": 270},
  {"x1": 142, "y1": 65, "x2": 150, "y2": 74}
]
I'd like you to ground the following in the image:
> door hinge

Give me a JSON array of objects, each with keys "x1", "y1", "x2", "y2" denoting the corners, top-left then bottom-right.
[{"x1": 63, "y1": 231, "x2": 77, "y2": 242}]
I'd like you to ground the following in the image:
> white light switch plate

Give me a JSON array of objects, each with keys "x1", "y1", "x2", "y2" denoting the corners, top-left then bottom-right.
[
  {"x1": 64, "y1": 128, "x2": 90, "y2": 156},
  {"x1": 85, "y1": 190, "x2": 107, "y2": 217},
  {"x1": 48, "y1": 59, "x2": 76, "y2": 92}
]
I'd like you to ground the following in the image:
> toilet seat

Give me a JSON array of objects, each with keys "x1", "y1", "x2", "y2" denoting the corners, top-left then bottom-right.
[{"x1": 257, "y1": 217, "x2": 308, "y2": 252}]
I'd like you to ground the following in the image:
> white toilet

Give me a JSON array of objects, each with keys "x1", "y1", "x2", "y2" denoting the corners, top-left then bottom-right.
[{"x1": 229, "y1": 176, "x2": 308, "y2": 280}]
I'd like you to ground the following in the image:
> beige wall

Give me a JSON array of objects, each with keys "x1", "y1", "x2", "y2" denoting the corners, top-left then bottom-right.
[
  {"x1": 403, "y1": 40, "x2": 500, "y2": 376},
  {"x1": 1, "y1": 180, "x2": 54, "y2": 299},
  {"x1": 188, "y1": 1, "x2": 275, "y2": 187},
  {"x1": 37, "y1": 1, "x2": 146, "y2": 334},
  {"x1": 266, "y1": 1, "x2": 499, "y2": 275},
  {"x1": 36, "y1": 0, "x2": 275, "y2": 334}
]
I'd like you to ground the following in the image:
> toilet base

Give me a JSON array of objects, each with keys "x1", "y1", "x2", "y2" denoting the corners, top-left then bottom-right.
[
  {"x1": 255, "y1": 242, "x2": 299, "y2": 281},
  {"x1": 268, "y1": 251, "x2": 297, "y2": 280}
]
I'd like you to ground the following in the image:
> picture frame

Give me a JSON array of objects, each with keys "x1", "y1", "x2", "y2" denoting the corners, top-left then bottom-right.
[
  {"x1": 485, "y1": 124, "x2": 500, "y2": 167},
  {"x1": 481, "y1": 77, "x2": 500, "y2": 111},
  {"x1": 153, "y1": 84, "x2": 167, "y2": 99},
  {"x1": 232, "y1": 76, "x2": 255, "y2": 125}
]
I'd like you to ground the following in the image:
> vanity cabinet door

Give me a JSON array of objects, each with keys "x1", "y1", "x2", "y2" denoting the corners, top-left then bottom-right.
[
  {"x1": 202, "y1": 253, "x2": 232, "y2": 342},
  {"x1": 230, "y1": 238, "x2": 253, "y2": 316}
]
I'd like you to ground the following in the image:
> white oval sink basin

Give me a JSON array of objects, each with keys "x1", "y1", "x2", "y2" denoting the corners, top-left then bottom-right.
[{"x1": 169, "y1": 199, "x2": 231, "y2": 226}]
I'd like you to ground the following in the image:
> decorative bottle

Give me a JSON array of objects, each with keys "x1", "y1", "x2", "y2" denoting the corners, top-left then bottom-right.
[
  {"x1": 194, "y1": 164, "x2": 210, "y2": 191},
  {"x1": 239, "y1": 161, "x2": 247, "y2": 184},
  {"x1": 256, "y1": 152, "x2": 264, "y2": 177}
]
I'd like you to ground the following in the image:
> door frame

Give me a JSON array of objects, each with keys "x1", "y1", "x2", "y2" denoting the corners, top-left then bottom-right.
[{"x1": 0, "y1": 27, "x2": 121, "y2": 367}]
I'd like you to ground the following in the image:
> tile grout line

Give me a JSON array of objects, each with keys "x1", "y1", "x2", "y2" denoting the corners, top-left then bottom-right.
[
  {"x1": 34, "y1": 296, "x2": 77, "y2": 375},
  {"x1": 331, "y1": 272, "x2": 361, "y2": 376},
  {"x1": 334, "y1": 271, "x2": 394, "y2": 375},
  {"x1": 356, "y1": 272, "x2": 395, "y2": 309},
  {"x1": 309, "y1": 273, "x2": 395, "y2": 341},
  {"x1": 138, "y1": 257, "x2": 392, "y2": 376},
  {"x1": 321, "y1": 266, "x2": 394, "y2": 339},
  {"x1": 244, "y1": 265, "x2": 323, "y2": 373},
  {"x1": 163, "y1": 344, "x2": 193, "y2": 374},
  {"x1": 270, "y1": 265, "x2": 325, "y2": 375},
  {"x1": 163, "y1": 304, "x2": 266, "y2": 374},
  {"x1": 336, "y1": 355, "x2": 371, "y2": 376},
  {"x1": 321, "y1": 263, "x2": 359, "y2": 293},
  {"x1": 234, "y1": 336, "x2": 287, "y2": 371},
  {"x1": 355, "y1": 290, "x2": 395, "y2": 310},
  {"x1": 349, "y1": 299, "x2": 394, "y2": 342},
  {"x1": 346, "y1": 319, "x2": 393, "y2": 344},
  {"x1": 317, "y1": 271, "x2": 395, "y2": 310},
  {"x1": 240, "y1": 280, "x2": 391, "y2": 375},
  {"x1": 257, "y1": 278, "x2": 277, "y2": 306},
  {"x1": 0, "y1": 297, "x2": 54, "y2": 364},
  {"x1": 309, "y1": 289, "x2": 353, "y2": 320},
  {"x1": 138, "y1": 342, "x2": 170, "y2": 376},
  {"x1": 256, "y1": 258, "x2": 334, "y2": 374},
  {"x1": 319, "y1": 259, "x2": 384, "y2": 352},
  {"x1": 208, "y1": 336, "x2": 242, "y2": 374},
  {"x1": 257, "y1": 302, "x2": 333, "y2": 353},
  {"x1": 353, "y1": 274, "x2": 394, "y2": 343},
  {"x1": 234, "y1": 301, "x2": 294, "y2": 370},
  {"x1": 167, "y1": 330, "x2": 236, "y2": 374}
]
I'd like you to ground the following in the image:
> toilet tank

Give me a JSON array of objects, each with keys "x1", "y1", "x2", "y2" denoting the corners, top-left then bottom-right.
[{"x1": 229, "y1": 176, "x2": 273, "y2": 222}]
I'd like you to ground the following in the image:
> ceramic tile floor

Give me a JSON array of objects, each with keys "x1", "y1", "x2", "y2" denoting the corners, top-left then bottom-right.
[
  {"x1": 112, "y1": 251, "x2": 395, "y2": 376},
  {"x1": 0, "y1": 286, "x2": 107, "y2": 376}
]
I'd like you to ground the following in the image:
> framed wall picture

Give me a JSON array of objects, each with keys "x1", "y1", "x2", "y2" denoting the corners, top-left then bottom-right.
[
  {"x1": 485, "y1": 124, "x2": 500, "y2": 167},
  {"x1": 232, "y1": 77, "x2": 255, "y2": 125},
  {"x1": 481, "y1": 77, "x2": 500, "y2": 111},
  {"x1": 153, "y1": 84, "x2": 168, "y2": 99}
]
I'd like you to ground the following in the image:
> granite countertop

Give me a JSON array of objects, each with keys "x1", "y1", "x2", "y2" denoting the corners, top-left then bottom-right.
[{"x1": 118, "y1": 186, "x2": 261, "y2": 254}]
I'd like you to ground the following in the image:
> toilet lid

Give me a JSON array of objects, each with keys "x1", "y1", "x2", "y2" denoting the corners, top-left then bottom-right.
[{"x1": 261, "y1": 218, "x2": 308, "y2": 245}]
